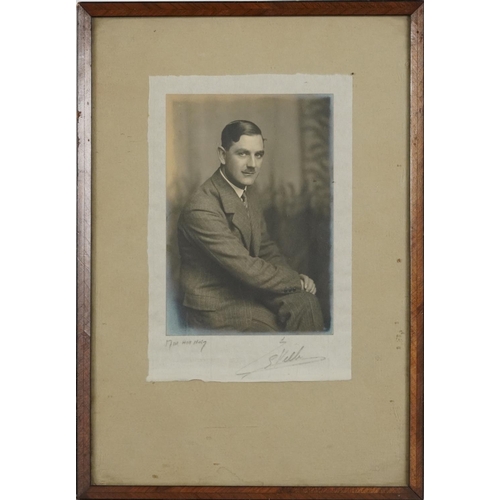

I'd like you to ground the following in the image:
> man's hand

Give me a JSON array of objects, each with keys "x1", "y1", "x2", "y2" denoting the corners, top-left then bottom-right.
[{"x1": 299, "y1": 274, "x2": 317, "y2": 295}]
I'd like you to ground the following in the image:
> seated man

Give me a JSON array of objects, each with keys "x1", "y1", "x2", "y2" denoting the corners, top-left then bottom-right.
[{"x1": 177, "y1": 120, "x2": 324, "y2": 333}]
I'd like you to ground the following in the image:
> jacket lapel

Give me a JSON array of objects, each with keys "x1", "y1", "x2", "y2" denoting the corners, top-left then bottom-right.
[
  {"x1": 247, "y1": 188, "x2": 261, "y2": 256},
  {"x1": 211, "y1": 170, "x2": 253, "y2": 251}
]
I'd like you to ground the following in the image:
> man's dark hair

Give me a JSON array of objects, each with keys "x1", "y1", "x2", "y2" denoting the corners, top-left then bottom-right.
[{"x1": 221, "y1": 120, "x2": 263, "y2": 150}]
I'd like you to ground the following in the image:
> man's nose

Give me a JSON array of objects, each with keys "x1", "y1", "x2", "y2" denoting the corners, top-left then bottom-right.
[{"x1": 247, "y1": 155, "x2": 256, "y2": 167}]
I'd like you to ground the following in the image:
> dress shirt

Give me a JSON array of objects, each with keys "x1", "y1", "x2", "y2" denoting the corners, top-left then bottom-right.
[{"x1": 220, "y1": 168, "x2": 246, "y2": 199}]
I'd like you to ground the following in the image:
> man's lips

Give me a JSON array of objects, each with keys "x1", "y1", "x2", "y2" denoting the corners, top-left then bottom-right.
[{"x1": 242, "y1": 171, "x2": 255, "y2": 175}]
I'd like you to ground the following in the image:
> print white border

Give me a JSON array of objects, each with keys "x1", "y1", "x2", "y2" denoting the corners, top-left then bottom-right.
[{"x1": 147, "y1": 74, "x2": 352, "y2": 382}]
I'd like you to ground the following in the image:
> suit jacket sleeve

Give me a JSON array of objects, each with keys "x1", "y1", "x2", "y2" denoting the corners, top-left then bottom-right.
[{"x1": 180, "y1": 209, "x2": 302, "y2": 294}]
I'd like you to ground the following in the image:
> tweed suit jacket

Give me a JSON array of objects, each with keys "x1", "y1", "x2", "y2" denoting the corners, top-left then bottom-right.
[{"x1": 177, "y1": 168, "x2": 303, "y2": 331}]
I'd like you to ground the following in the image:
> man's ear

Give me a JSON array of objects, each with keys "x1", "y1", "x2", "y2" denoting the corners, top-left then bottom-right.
[{"x1": 217, "y1": 146, "x2": 226, "y2": 165}]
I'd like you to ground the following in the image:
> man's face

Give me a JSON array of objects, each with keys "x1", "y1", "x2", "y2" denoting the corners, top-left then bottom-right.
[{"x1": 219, "y1": 134, "x2": 265, "y2": 189}]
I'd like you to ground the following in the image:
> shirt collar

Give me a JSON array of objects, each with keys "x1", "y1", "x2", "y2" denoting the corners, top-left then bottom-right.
[{"x1": 219, "y1": 168, "x2": 245, "y2": 199}]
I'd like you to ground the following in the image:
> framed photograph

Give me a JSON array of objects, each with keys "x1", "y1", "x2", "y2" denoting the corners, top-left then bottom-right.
[{"x1": 77, "y1": 1, "x2": 423, "y2": 499}]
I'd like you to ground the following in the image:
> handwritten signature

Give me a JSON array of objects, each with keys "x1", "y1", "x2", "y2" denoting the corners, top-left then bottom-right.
[{"x1": 236, "y1": 337, "x2": 326, "y2": 379}]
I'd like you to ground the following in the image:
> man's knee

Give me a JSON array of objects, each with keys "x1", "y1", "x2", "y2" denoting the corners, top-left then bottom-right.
[
  {"x1": 284, "y1": 290, "x2": 320, "y2": 309},
  {"x1": 280, "y1": 291, "x2": 324, "y2": 331}
]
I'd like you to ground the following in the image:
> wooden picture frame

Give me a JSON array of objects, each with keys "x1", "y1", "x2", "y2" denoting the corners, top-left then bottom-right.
[{"x1": 77, "y1": 1, "x2": 423, "y2": 498}]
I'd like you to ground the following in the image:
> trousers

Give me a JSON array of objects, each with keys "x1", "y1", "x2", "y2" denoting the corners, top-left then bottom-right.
[{"x1": 243, "y1": 291, "x2": 325, "y2": 333}]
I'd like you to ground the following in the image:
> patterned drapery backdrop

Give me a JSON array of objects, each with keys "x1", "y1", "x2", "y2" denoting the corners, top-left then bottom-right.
[{"x1": 166, "y1": 95, "x2": 332, "y2": 332}]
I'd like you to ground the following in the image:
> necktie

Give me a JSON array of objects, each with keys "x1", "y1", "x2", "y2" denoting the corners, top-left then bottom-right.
[
  {"x1": 241, "y1": 191, "x2": 253, "y2": 250},
  {"x1": 241, "y1": 191, "x2": 249, "y2": 210}
]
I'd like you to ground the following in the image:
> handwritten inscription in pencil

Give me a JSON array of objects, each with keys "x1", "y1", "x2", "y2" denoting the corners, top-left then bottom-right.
[
  {"x1": 166, "y1": 338, "x2": 207, "y2": 352},
  {"x1": 237, "y1": 337, "x2": 326, "y2": 379}
]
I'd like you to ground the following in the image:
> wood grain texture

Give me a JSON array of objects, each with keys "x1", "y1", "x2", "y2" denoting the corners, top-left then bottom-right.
[
  {"x1": 80, "y1": 485, "x2": 422, "y2": 499},
  {"x1": 77, "y1": 4, "x2": 92, "y2": 498},
  {"x1": 76, "y1": 1, "x2": 424, "y2": 499},
  {"x1": 78, "y1": 1, "x2": 424, "y2": 17},
  {"x1": 409, "y1": 4, "x2": 424, "y2": 499}
]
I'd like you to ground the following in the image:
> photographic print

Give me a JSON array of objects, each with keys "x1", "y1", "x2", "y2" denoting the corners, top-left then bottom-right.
[{"x1": 147, "y1": 75, "x2": 352, "y2": 381}]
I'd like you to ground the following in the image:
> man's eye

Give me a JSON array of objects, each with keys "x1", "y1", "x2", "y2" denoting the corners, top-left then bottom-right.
[
  {"x1": 256, "y1": 153, "x2": 263, "y2": 158},
  {"x1": 238, "y1": 152, "x2": 246, "y2": 156}
]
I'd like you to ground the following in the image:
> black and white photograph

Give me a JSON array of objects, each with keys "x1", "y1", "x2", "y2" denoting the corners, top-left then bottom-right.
[
  {"x1": 166, "y1": 95, "x2": 332, "y2": 335},
  {"x1": 147, "y1": 74, "x2": 352, "y2": 382}
]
